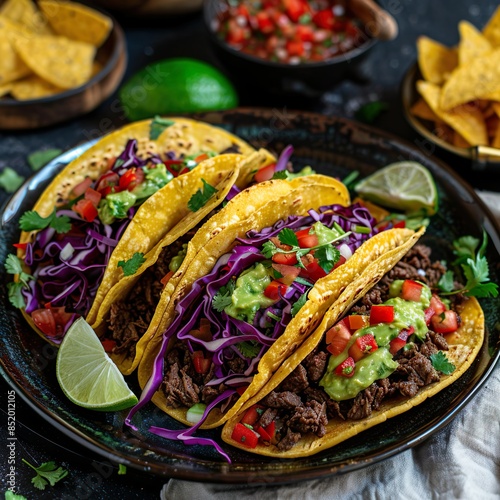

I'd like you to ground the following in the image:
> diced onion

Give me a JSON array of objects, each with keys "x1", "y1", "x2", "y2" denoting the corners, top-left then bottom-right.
[
  {"x1": 60, "y1": 243, "x2": 75, "y2": 261},
  {"x1": 186, "y1": 403, "x2": 207, "y2": 423},
  {"x1": 338, "y1": 243, "x2": 353, "y2": 261}
]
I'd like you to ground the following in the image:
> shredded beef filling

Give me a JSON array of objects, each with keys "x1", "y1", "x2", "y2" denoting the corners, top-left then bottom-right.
[
  {"x1": 108, "y1": 229, "x2": 198, "y2": 359},
  {"x1": 260, "y1": 245, "x2": 455, "y2": 451}
]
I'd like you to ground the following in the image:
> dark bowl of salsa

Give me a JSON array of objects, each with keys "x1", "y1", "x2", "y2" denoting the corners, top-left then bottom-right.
[{"x1": 203, "y1": 0, "x2": 378, "y2": 94}]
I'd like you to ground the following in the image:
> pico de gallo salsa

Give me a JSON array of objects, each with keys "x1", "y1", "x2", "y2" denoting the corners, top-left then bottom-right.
[{"x1": 213, "y1": 0, "x2": 368, "y2": 64}]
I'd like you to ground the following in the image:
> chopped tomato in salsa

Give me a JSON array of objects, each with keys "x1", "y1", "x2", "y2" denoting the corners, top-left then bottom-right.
[{"x1": 214, "y1": 0, "x2": 367, "y2": 64}]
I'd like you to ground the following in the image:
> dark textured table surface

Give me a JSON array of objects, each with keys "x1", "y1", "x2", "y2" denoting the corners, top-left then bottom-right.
[{"x1": 0, "y1": 2, "x2": 498, "y2": 498}]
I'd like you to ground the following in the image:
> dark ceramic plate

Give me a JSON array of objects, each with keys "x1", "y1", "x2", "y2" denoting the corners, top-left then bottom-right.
[{"x1": 1, "y1": 109, "x2": 499, "y2": 485}]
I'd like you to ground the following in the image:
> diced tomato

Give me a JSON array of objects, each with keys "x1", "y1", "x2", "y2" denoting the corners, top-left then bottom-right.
[
  {"x1": 84, "y1": 187, "x2": 101, "y2": 206},
  {"x1": 101, "y1": 338, "x2": 116, "y2": 353},
  {"x1": 296, "y1": 24, "x2": 314, "y2": 42},
  {"x1": 335, "y1": 356, "x2": 355, "y2": 377},
  {"x1": 194, "y1": 153, "x2": 210, "y2": 163},
  {"x1": 286, "y1": 39, "x2": 305, "y2": 57},
  {"x1": 398, "y1": 326, "x2": 415, "y2": 342},
  {"x1": 254, "y1": 163, "x2": 276, "y2": 183},
  {"x1": 240, "y1": 404, "x2": 263, "y2": 426},
  {"x1": 283, "y1": 0, "x2": 308, "y2": 22},
  {"x1": 106, "y1": 156, "x2": 116, "y2": 170},
  {"x1": 389, "y1": 337, "x2": 406, "y2": 355},
  {"x1": 370, "y1": 305, "x2": 394, "y2": 325},
  {"x1": 119, "y1": 168, "x2": 142, "y2": 191},
  {"x1": 430, "y1": 294, "x2": 447, "y2": 315},
  {"x1": 430, "y1": 310, "x2": 460, "y2": 334},
  {"x1": 393, "y1": 220, "x2": 406, "y2": 228},
  {"x1": 345, "y1": 21, "x2": 359, "y2": 38},
  {"x1": 326, "y1": 322, "x2": 351, "y2": 356},
  {"x1": 236, "y1": 386, "x2": 249, "y2": 396},
  {"x1": 348, "y1": 334, "x2": 378, "y2": 362},
  {"x1": 236, "y1": 4, "x2": 250, "y2": 18},
  {"x1": 300, "y1": 259, "x2": 327, "y2": 282},
  {"x1": 192, "y1": 351, "x2": 212, "y2": 374},
  {"x1": 72, "y1": 199, "x2": 98, "y2": 222},
  {"x1": 272, "y1": 263, "x2": 300, "y2": 285},
  {"x1": 96, "y1": 171, "x2": 119, "y2": 195},
  {"x1": 160, "y1": 270, "x2": 174, "y2": 286},
  {"x1": 347, "y1": 314, "x2": 369, "y2": 331},
  {"x1": 71, "y1": 177, "x2": 92, "y2": 197},
  {"x1": 264, "y1": 280, "x2": 288, "y2": 300},
  {"x1": 264, "y1": 420, "x2": 276, "y2": 441},
  {"x1": 332, "y1": 254, "x2": 347, "y2": 271},
  {"x1": 13, "y1": 242, "x2": 28, "y2": 250},
  {"x1": 295, "y1": 228, "x2": 319, "y2": 249},
  {"x1": 272, "y1": 252, "x2": 298, "y2": 265},
  {"x1": 227, "y1": 19, "x2": 249, "y2": 45},
  {"x1": 32, "y1": 307, "x2": 70, "y2": 338},
  {"x1": 401, "y1": 280, "x2": 423, "y2": 302},
  {"x1": 255, "y1": 424, "x2": 272, "y2": 443},
  {"x1": 256, "y1": 11, "x2": 274, "y2": 33},
  {"x1": 313, "y1": 9, "x2": 334, "y2": 29},
  {"x1": 231, "y1": 422, "x2": 259, "y2": 448}
]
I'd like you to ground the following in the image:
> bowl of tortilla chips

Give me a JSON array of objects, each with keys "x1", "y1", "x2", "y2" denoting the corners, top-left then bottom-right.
[
  {"x1": 402, "y1": 7, "x2": 500, "y2": 168},
  {"x1": 0, "y1": 0, "x2": 126, "y2": 130}
]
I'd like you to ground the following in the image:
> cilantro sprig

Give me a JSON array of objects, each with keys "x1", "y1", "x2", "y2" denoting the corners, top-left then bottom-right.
[
  {"x1": 117, "y1": 252, "x2": 146, "y2": 276},
  {"x1": 19, "y1": 209, "x2": 71, "y2": 234},
  {"x1": 236, "y1": 341, "x2": 260, "y2": 358},
  {"x1": 22, "y1": 459, "x2": 68, "y2": 491},
  {"x1": 262, "y1": 227, "x2": 347, "y2": 272},
  {"x1": 291, "y1": 291, "x2": 308, "y2": 317},
  {"x1": 188, "y1": 179, "x2": 218, "y2": 212},
  {"x1": 437, "y1": 231, "x2": 499, "y2": 298},
  {"x1": 5, "y1": 254, "x2": 33, "y2": 308},
  {"x1": 212, "y1": 280, "x2": 236, "y2": 312},
  {"x1": 430, "y1": 351, "x2": 455, "y2": 375}
]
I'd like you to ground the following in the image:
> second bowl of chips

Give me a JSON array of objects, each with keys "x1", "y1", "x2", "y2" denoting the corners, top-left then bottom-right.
[{"x1": 0, "y1": 0, "x2": 127, "y2": 130}]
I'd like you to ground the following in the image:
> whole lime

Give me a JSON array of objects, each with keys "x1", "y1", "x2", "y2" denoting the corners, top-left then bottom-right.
[{"x1": 119, "y1": 58, "x2": 239, "y2": 121}]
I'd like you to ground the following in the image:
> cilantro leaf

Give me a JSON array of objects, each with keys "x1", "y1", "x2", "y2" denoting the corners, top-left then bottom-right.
[
  {"x1": 261, "y1": 240, "x2": 278, "y2": 259},
  {"x1": 437, "y1": 270, "x2": 455, "y2": 293},
  {"x1": 5, "y1": 491, "x2": 28, "y2": 500},
  {"x1": 19, "y1": 209, "x2": 71, "y2": 234},
  {"x1": 271, "y1": 170, "x2": 290, "y2": 180},
  {"x1": 452, "y1": 235, "x2": 479, "y2": 264},
  {"x1": 7, "y1": 282, "x2": 26, "y2": 308},
  {"x1": 5, "y1": 253, "x2": 23, "y2": 275},
  {"x1": 5, "y1": 255, "x2": 34, "y2": 308},
  {"x1": 278, "y1": 228, "x2": 299, "y2": 247},
  {"x1": 188, "y1": 179, "x2": 218, "y2": 212},
  {"x1": 149, "y1": 115, "x2": 174, "y2": 140},
  {"x1": 27, "y1": 148, "x2": 62, "y2": 171},
  {"x1": 430, "y1": 351, "x2": 455, "y2": 375},
  {"x1": 212, "y1": 280, "x2": 236, "y2": 312},
  {"x1": 315, "y1": 245, "x2": 340, "y2": 274},
  {"x1": 236, "y1": 341, "x2": 260, "y2": 358},
  {"x1": 0, "y1": 167, "x2": 25, "y2": 193},
  {"x1": 118, "y1": 464, "x2": 127, "y2": 475},
  {"x1": 22, "y1": 459, "x2": 68, "y2": 491},
  {"x1": 291, "y1": 291, "x2": 308, "y2": 317},
  {"x1": 117, "y1": 252, "x2": 146, "y2": 276},
  {"x1": 354, "y1": 101, "x2": 389, "y2": 124}
]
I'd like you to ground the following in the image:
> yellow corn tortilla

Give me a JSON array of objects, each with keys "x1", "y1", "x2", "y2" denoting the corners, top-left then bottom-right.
[
  {"x1": 221, "y1": 230, "x2": 485, "y2": 458},
  {"x1": 17, "y1": 117, "x2": 257, "y2": 343},
  {"x1": 137, "y1": 189, "x2": 423, "y2": 430}
]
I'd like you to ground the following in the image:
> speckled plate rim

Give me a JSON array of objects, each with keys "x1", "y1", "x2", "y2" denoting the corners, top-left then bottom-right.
[{"x1": 1, "y1": 108, "x2": 499, "y2": 485}]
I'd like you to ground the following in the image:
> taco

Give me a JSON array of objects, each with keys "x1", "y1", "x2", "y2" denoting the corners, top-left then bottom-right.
[
  {"x1": 128, "y1": 178, "x2": 422, "y2": 435},
  {"x1": 221, "y1": 238, "x2": 487, "y2": 458},
  {"x1": 7, "y1": 116, "x2": 259, "y2": 344},
  {"x1": 90, "y1": 149, "x2": 313, "y2": 376}
]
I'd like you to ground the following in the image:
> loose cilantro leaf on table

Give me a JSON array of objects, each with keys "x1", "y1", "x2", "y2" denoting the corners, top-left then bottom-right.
[
  {"x1": 22, "y1": 459, "x2": 68, "y2": 491},
  {"x1": 0, "y1": 168, "x2": 25, "y2": 193},
  {"x1": 27, "y1": 148, "x2": 62, "y2": 171},
  {"x1": 355, "y1": 101, "x2": 389, "y2": 124},
  {"x1": 430, "y1": 351, "x2": 455, "y2": 375},
  {"x1": 5, "y1": 491, "x2": 28, "y2": 500},
  {"x1": 188, "y1": 179, "x2": 218, "y2": 212},
  {"x1": 438, "y1": 230, "x2": 499, "y2": 298},
  {"x1": 117, "y1": 252, "x2": 146, "y2": 276},
  {"x1": 212, "y1": 280, "x2": 236, "y2": 312},
  {"x1": 19, "y1": 209, "x2": 71, "y2": 234}
]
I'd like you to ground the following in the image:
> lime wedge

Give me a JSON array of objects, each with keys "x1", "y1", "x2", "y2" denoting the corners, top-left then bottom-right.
[
  {"x1": 355, "y1": 161, "x2": 438, "y2": 215},
  {"x1": 119, "y1": 58, "x2": 239, "y2": 121},
  {"x1": 56, "y1": 318, "x2": 138, "y2": 411}
]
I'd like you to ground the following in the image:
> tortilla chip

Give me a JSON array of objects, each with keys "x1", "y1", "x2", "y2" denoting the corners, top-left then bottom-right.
[
  {"x1": 0, "y1": 82, "x2": 13, "y2": 97},
  {"x1": 458, "y1": 20, "x2": 492, "y2": 66},
  {"x1": 483, "y1": 6, "x2": 500, "y2": 47},
  {"x1": 440, "y1": 48, "x2": 500, "y2": 110},
  {"x1": 490, "y1": 101, "x2": 500, "y2": 118},
  {"x1": 13, "y1": 35, "x2": 95, "y2": 89},
  {"x1": 0, "y1": 0, "x2": 52, "y2": 35},
  {"x1": 38, "y1": 0, "x2": 112, "y2": 47},
  {"x1": 0, "y1": 25, "x2": 31, "y2": 84},
  {"x1": 410, "y1": 98, "x2": 441, "y2": 122},
  {"x1": 417, "y1": 36, "x2": 458, "y2": 84},
  {"x1": 433, "y1": 122, "x2": 455, "y2": 144},
  {"x1": 418, "y1": 80, "x2": 488, "y2": 146},
  {"x1": 10, "y1": 74, "x2": 63, "y2": 100}
]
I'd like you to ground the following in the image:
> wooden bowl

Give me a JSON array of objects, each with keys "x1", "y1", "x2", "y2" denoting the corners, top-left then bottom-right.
[
  {"x1": 0, "y1": 19, "x2": 127, "y2": 130},
  {"x1": 88, "y1": 0, "x2": 203, "y2": 16}
]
